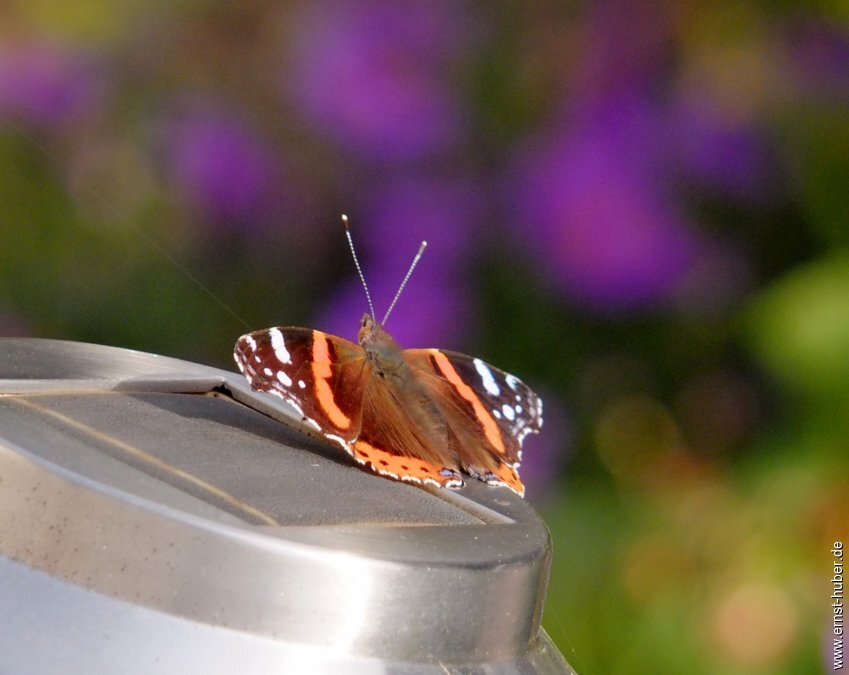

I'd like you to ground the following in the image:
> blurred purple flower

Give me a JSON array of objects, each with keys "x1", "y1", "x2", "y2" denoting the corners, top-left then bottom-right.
[
  {"x1": 512, "y1": 97, "x2": 700, "y2": 313},
  {"x1": 668, "y1": 96, "x2": 774, "y2": 202},
  {"x1": 286, "y1": 0, "x2": 477, "y2": 162},
  {"x1": 164, "y1": 106, "x2": 285, "y2": 231},
  {"x1": 0, "y1": 43, "x2": 102, "y2": 128},
  {"x1": 360, "y1": 175, "x2": 484, "y2": 272}
]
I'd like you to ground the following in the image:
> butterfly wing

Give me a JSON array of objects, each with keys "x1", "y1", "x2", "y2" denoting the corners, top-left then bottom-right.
[
  {"x1": 404, "y1": 348, "x2": 543, "y2": 497},
  {"x1": 352, "y1": 368, "x2": 465, "y2": 489},
  {"x1": 234, "y1": 327, "x2": 367, "y2": 443},
  {"x1": 234, "y1": 327, "x2": 465, "y2": 489}
]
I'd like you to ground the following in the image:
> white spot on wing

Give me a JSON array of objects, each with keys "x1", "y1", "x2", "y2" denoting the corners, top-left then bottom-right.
[
  {"x1": 263, "y1": 367, "x2": 273, "y2": 377},
  {"x1": 474, "y1": 358, "x2": 500, "y2": 396},
  {"x1": 506, "y1": 374, "x2": 520, "y2": 391},
  {"x1": 276, "y1": 371, "x2": 292, "y2": 387},
  {"x1": 269, "y1": 327, "x2": 291, "y2": 364},
  {"x1": 493, "y1": 409, "x2": 502, "y2": 420},
  {"x1": 501, "y1": 403, "x2": 516, "y2": 421},
  {"x1": 298, "y1": 379, "x2": 306, "y2": 389}
]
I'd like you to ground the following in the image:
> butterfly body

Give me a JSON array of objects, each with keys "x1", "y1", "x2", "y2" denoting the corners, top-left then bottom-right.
[
  {"x1": 234, "y1": 315, "x2": 542, "y2": 497},
  {"x1": 358, "y1": 314, "x2": 410, "y2": 383}
]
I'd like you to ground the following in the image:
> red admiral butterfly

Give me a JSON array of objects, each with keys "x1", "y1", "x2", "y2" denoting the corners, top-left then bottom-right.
[{"x1": 234, "y1": 216, "x2": 542, "y2": 496}]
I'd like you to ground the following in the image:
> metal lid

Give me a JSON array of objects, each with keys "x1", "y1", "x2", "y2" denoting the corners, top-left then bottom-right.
[{"x1": 0, "y1": 338, "x2": 574, "y2": 674}]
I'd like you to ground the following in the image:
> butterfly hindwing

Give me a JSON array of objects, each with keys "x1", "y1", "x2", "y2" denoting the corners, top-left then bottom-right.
[
  {"x1": 346, "y1": 357, "x2": 466, "y2": 487},
  {"x1": 350, "y1": 439, "x2": 465, "y2": 489},
  {"x1": 403, "y1": 348, "x2": 542, "y2": 496}
]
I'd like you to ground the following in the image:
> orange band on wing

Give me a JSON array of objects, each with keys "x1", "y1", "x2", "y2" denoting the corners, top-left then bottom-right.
[
  {"x1": 431, "y1": 350, "x2": 505, "y2": 454},
  {"x1": 352, "y1": 440, "x2": 463, "y2": 488},
  {"x1": 311, "y1": 330, "x2": 351, "y2": 429},
  {"x1": 492, "y1": 464, "x2": 524, "y2": 497}
]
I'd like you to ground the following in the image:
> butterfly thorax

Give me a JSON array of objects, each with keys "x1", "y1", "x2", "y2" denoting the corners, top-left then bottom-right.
[
  {"x1": 358, "y1": 314, "x2": 408, "y2": 382},
  {"x1": 357, "y1": 314, "x2": 451, "y2": 461}
]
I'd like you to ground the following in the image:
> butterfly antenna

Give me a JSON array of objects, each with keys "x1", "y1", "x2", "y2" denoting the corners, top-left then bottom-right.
[
  {"x1": 343, "y1": 214, "x2": 377, "y2": 320},
  {"x1": 382, "y1": 239, "x2": 427, "y2": 325}
]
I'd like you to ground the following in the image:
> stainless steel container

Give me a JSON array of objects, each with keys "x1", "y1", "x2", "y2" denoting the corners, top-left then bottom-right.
[{"x1": 0, "y1": 338, "x2": 574, "y2": 674}]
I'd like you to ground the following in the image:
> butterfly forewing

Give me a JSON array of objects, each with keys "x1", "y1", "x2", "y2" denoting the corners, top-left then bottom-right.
[
  {"x1": 234, "y1": 327, "x2": 367, "y2": 443},
  {"x1": 404, "y1": 348, "x2": 543, "y2": 468}
]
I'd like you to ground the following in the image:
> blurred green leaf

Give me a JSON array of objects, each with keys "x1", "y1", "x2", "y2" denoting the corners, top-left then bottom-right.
[{"x1": 745, "y1": 251, "x2": 849, "y2": 400}]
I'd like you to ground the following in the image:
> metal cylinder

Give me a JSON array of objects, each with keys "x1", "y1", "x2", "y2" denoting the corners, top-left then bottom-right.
[{"x1": 0, "y1": 338, "x2": 574, "y2": 674}]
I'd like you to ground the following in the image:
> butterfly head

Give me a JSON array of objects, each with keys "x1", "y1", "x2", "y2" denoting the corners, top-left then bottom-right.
[{"x1": 359, "y1": 313, "x2": 404, "y2": 378}]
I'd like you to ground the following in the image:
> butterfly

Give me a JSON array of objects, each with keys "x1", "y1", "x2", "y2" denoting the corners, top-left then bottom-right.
[{"x1": 233, "y1": 216, "x2": 542, "y2": 497}]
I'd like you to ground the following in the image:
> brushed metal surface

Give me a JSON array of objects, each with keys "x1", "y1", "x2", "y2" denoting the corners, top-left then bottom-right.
[{"x1": 0, "y1": 338, "x2": 574, "y2": 673}]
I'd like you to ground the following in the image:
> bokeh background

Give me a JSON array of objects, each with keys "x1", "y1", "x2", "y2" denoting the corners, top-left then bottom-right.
[{"x1": 1, "y1": 1, "x2": 847, "y2": 672}]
